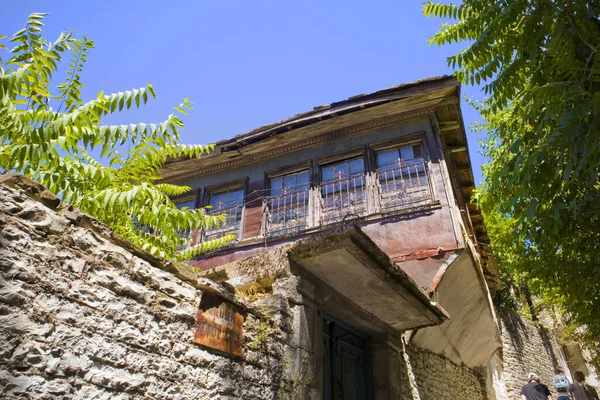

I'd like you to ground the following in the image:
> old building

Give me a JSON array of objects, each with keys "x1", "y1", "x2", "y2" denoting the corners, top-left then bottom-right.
[
  {"x1": 1, "y1": 77, "x2": 597, "y2": 399},
  {"x1": 161, "y1": 75, "x2": 503, "y2": 399}
]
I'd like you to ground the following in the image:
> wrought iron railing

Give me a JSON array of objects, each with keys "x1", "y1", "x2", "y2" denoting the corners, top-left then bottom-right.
[
  {"x1": 321, "y1": 172, "x2": 367, "y2": 224},
  {"x1": 377, "y1": 159, "x2": 432, "y2": 211},
  {"x1": 204, "y1": 202, "x2": 244, "y2": 241},
  {"x1": 265, "y1": 186, "x2": 310, "y2": 236},
  {"x1": 197, "y1": 162, "x2": 433, "y2": 243}
]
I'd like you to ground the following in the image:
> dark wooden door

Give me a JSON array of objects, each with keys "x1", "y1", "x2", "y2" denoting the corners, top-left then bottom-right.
[{"x1": 323, "y1": 317, "x2": 370, "y2": 400}]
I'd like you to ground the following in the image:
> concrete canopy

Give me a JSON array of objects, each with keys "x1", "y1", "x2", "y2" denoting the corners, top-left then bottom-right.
[
  {"x1": 288, "y1": 225, "x2": 448, "y2": 332},
  {"x1": 408, "y1": 250, "x2": 501, "y2": 369}
]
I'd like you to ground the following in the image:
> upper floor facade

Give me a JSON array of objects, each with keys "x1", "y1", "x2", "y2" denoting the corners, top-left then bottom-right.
[{"x1": 161, "y1": 75, "x2": 489, "y2": 276}]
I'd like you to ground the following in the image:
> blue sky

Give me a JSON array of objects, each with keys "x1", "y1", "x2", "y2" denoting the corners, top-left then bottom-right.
[{"x1": 3, "y1": 1, "x2": 486, "y2": 185}]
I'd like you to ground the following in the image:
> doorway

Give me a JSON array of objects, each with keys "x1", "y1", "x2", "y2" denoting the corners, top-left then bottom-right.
[{"x1": 323, "y1": 315, "x2": 371, "y2": 400}]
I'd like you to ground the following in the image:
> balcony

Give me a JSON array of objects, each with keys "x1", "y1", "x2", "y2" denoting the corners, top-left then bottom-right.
[
  {"x1": 205, "y1": 202, "x2": 244, "y2": 241},
  {"x1": 378, "y1": 159, "x2": 431, "y2": 211},
  {"x1": 263, "y1": 159, "x2": 433, "y2": 238},
  {"x1": 197, "y1": 159, "x2": 434, "y2": 244}
]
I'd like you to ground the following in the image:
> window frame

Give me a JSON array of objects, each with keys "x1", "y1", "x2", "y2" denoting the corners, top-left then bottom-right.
[
  {"x1": 201, "y1": 178, "x2": 248, "y2": 241},
  {"x1": 370, "y1": 133, "x2": 435, "y2": 212},
  {"x1": 317, "y1": 149, "x2": 368, "y2": 225},
  {"x1": 265, "y1": 163, "x2": 312, "y2": 236},
  {"x1": 171, "y1": 189, "x2": 201, "y2": 248}
]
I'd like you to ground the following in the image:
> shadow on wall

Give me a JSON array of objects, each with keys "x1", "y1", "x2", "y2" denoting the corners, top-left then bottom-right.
[
  {"x1": 399, "y1": 342, "x2": 485, "y2": 400},
  {"x1": 498, "y1": 308, "x2": 529, "y2": 360},
  {"x1": 498, "y1": 307, "x2": 559, "y2": 369},
  {"x1": 538, "y1": 326, "x2": 559, "y2": 368}
]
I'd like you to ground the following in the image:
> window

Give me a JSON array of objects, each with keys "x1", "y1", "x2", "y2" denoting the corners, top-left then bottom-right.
[
  {"x1": 205, "y1": 187, "x2": 245, "y2": 241},
  {"x1": 320, "y1": 157, "x2": 367, "y2": 223},
  {"x1": 270, "y1": 171, "x2": 310, "y2": 197},
  {"x1": 175, "y1": 199, "x2": 196, "y2": 210},
  {"x1": 376, "y1": 143, "x2": 430, "y2": 210},
  {"x1": 267, "y1": 170, "x2": 310, "y2": 236},
  {"x1": 174, "y1": 198, "x2": 197, "y2": 241}
]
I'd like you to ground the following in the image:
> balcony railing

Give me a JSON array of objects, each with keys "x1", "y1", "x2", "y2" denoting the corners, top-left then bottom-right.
[
  {"x1": 321, "y1": 172, "x2": 367, "y2": 224},
  {"x1": 200, "y1": 162, "x2": 433, "y2": 241},
  {"x1": 205, "y1": 202, "x2": 244, "y2": 241},
  {"x1": 265, "y1": 186, "x2": 310, "y2": 236},
  {"x1": 377, "y1": 159, "x2": 432, "y2": 211}
]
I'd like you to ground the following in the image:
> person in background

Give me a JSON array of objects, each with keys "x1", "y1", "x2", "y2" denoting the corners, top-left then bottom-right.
[
  {"x1": 521, "y1": 372, "x2": 552, "y2": 400},
  {"x1": 582, "y1": 371, "x2": 599, "y2": 400},
  {"x1": 570, "y1": 370, "x2": 600, "y2": 400},
  {"x1": 554, "y1": 366, "x2": 571, "y2": 400}
]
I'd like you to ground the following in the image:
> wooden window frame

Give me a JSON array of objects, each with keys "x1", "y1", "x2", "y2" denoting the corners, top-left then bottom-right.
[{"x1": 201, "y1": 178, "x2": 248, "y2": 241}]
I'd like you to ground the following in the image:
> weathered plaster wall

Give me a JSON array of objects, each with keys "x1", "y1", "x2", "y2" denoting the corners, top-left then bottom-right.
[{"x1": 0, "y1": 181, "x2": 292, "y2": 399}]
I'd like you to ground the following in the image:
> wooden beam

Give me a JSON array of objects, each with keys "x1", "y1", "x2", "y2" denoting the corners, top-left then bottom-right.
[
  {"x1": 447, "y1": 145, "x2": 467, "y2": 153},
  {"x1": 438, "y1": 121, "x2": 460, "y2": 132}
]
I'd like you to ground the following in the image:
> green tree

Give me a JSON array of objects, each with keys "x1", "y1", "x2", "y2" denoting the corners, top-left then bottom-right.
[
  {"x1": 424, "y1": 1, "x2": 600, "y2": 359},
  {"x1": 0, "y1": 13, "x2": 234, "y2": 261}
]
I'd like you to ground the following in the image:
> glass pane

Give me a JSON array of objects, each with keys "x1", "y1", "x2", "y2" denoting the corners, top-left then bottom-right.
[
  {"x1": 271, "y1": 177, "x2": 283, "y2": 197},
  {"x1": 209, "y1": 192, "x2": 227, "y2": 208},
  {"x1": 349, "y1": 158, "x2": 364, "y2": 175},
  {"x1": 283, "y1": 175, "x2": 296, "y2": 190},
  {"x1": 322, "y1": 166, "x2": 335, "y2": 183},
  {"x1": 227, "y1": 188, "x2": 245, "y2": 205},
  {"x1": 296, "y1": 172, "x2": 309, "y2": 190},
  {"x1": 377, "y1": 149, "x2": 398, "y2": 170},
  {"x1": 209, "y1": 188, "x2": 245, "y2": 209},
  {"x1": 335, "y1": 162, "x2": 349, "y2": 178},
  {"x1": 413, "y1": 144, "x2": 422, "y2": 159},
  {"x1": 400, "y1": 145, "x2": 415, "y2": 161},
  {"x1": 176, "y1": 200, "x2": 196, "y2": 210}
]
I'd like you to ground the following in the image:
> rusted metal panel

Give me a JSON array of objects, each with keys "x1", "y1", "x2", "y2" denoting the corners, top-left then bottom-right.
[{"x1": 194, "y1": 291, "x2": 244, "y2": 357}]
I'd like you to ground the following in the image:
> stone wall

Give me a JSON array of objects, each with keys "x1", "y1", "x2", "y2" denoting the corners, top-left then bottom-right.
[
  {"x1": 494, "y1": 308, "x2": 568, "y2": 399},
  {"x1": 0, "y1": 180, "x2": 289, "y2": 399},
  {"x1": 394, "y1": 344, "x2": 484, "y2": 400},
  {"x1": 2, "y1": 176, "x2": 597, "y2": 400}
]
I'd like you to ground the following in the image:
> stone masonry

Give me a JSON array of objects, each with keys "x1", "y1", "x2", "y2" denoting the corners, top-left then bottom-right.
[
  {"x1": 398, "y1": 344, "x2": 484, "y2": 400},
  {"x1": 493, "y1": 308, "x2": 569, "y2": 400},
  {"x1": 1, "y1": 175, "x2": 597, "y2": 400},
  {"x1": 0, "y1": 178, "x2": 290, "y2": 399}
]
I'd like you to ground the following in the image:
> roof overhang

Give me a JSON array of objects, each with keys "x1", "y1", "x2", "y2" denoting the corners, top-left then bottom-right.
[{"x1": 161, "y1": 75, "x2": 461, "y2": 183}]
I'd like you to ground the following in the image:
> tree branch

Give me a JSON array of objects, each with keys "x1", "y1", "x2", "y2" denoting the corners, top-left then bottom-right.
[{"x1": 566, "y1": 13, "x2": 598, "y2": 53}]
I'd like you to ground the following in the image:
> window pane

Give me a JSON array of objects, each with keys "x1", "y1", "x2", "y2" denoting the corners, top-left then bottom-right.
[
  {"x1": 283, "y1": 175, "x2": 296, "y2": 190},
  {"x1": 400, "y1": 145, "x2": 415, "y2": 161},
  {"x1": 322, "y1": 166, "x2": 334, "y2": 183},
  {"x1": 413, "y1": 144, "x2": 423, "y2": 159},
  {"x1": 176, "y1": 200, "x2": 196, "y2": 210},
  {"x1": 227, "y1": 188, "x2": 245, "y2": 205},
  {"x1": 267, "y1": 170, "x2": 310, "y2": 236},
  {"x1": 335, "y1": 162, "x2": 349, "y2": 177},
  {"x1": 209, "y1": 188, "x2": 245, "y2": 209},
  {"x1": 349, "y1": 158, "x2": 364, "y2": 175},
  {"x1": 271, "y1": 178, "x2": 283, "y2": 197},
  {"x1": 296, "y1": 172, "x2": 309, "y2": 189},
  {"x1": 209, "y1": 192, "x2": 227, "y2": 208},
  {"x1": 377, "y1": 149, "x2": 398, "y2": 170}
]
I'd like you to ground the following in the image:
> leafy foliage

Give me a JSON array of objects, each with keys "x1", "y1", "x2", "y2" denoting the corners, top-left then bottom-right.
[
  {"x1": 425, "y1": 1, "x2": 600, "y2": 361},
  {"x1": 0, "y1": 13, "x2": 234, "y2": 260}
]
